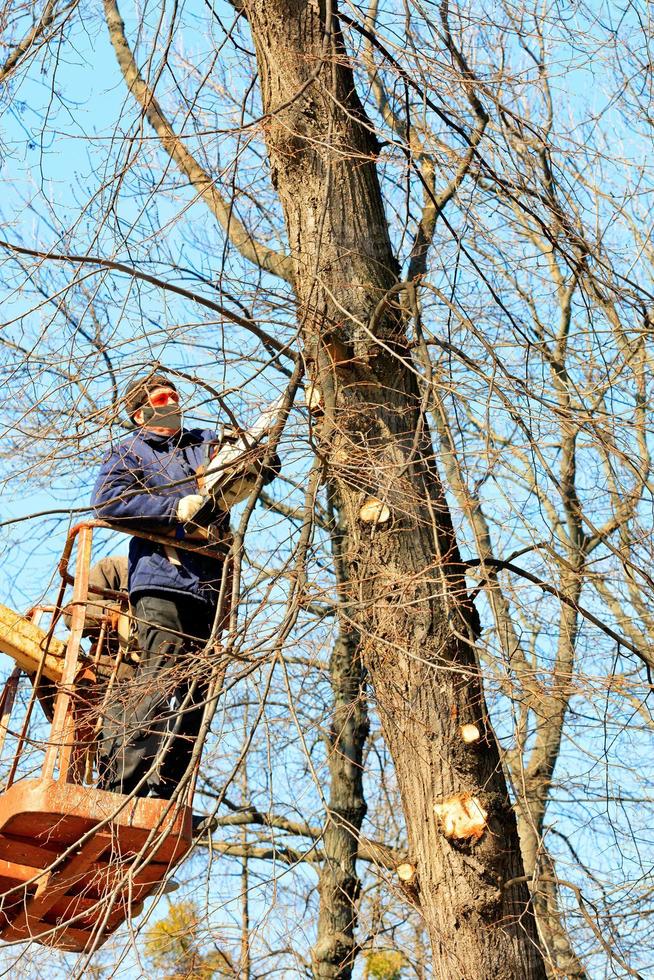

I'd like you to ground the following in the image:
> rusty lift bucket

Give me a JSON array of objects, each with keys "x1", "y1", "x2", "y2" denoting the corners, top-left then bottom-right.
[{"x1": 0, "y1": 521, "x2": 229, "y2": 952}]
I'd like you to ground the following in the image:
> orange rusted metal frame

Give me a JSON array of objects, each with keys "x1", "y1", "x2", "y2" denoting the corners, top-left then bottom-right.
[
  {"x1": 42, "y1": 520, "x2": 228, "y2": 788},
  {"x1": 0, "y1": 669, "x2": 21, "y2": 766},
  {"x1": 58, "y1": 519, "x2": 228, "y2": 600},
  {"x1": 5, "y1": 579, "x2": 71, "y2": 788},
  {"x1": 0, "y1": 779, "x2": 192, "y2": 950},
  {"x1": 3, "y1": 829, "x2": 111, "y2": 943},
  {"x1": 0, "y1": 520, "x2": 229, "y2": 951},
  {"x1": 0, "y1": 521, "x2": 229, "y2": 791},
  {"x1": 42, "y1": 525, "x2": 93, "y2": 784}
]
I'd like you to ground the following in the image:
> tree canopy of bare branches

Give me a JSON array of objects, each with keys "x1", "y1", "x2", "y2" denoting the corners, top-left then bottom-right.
[{"x1": 1, "y1": 1, "x2": 654, "y2": 978}]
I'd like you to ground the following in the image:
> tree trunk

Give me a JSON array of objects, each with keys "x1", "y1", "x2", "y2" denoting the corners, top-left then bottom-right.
[
  {"x1": 312, "y1": 489, "x2": 369, "y2": 979},
  {"x1": 240, "y1": 2, "x2": 547, "y2": 976},
  {"x1": 312, "y1": 625, "x2": 368, "y2": 978},
  {"x1": 516, "y1": 573, "x2": 588, "y2": 979}
]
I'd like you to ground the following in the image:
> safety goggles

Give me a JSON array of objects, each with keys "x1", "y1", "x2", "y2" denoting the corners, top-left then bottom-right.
[{"x1": 148, "y1": 389, "x2": 180, "y2": 407}]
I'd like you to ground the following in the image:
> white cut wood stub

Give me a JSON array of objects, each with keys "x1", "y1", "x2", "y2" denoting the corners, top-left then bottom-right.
[
  {"x1": 359, "y1": 496, "x2": 391, "y2": 524},
  {"x1": 460, "y1": 723, "x2": 481, "y2": 744},
  {"x1": 304, "y1": 382, "x2": 322, "y2": 413},
  {"x1": 433, "y1": 793, "x2": 488, "y2": 841},
  {"x1": 396, "y1": 862, "x2": 416, "y2": 882}
]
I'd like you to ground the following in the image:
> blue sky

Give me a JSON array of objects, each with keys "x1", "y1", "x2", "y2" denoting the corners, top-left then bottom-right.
[{"x1": 0, "y1": 1, "x2": 654, "y2": 975}]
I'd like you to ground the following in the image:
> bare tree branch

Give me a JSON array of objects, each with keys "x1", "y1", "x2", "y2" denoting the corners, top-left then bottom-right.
[{"x1": 103, "y1": 0, "x2": 295, "y2": 283}]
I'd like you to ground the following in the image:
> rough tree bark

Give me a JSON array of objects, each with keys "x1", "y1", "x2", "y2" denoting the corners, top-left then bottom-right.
[
  {"x1": 432, "y1": 394, "x2": 588, "y2": 979},
  {"x1": 312, "y1": 490, "x2": 369, "y2": 979},
  {"x1": 240, "y1": 1, "x2": 547, "y2": 977}
]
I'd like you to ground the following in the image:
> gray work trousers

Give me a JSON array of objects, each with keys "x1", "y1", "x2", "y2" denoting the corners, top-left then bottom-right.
[{"x1": 98, "y1": 593, "x2": 215, "y2": 799}]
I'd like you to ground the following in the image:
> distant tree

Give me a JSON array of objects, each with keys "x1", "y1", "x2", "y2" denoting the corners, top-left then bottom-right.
[
  {"x1": 364, "y1": 950, "x2": 408, "y2": 980},
  {"x1": 144, "y1": 901, "x2": 235, "y2": 980}
]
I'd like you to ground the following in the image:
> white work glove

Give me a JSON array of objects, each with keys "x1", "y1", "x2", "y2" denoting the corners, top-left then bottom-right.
[{"x1": 176, "y1": 494, "x2": 205, "y2": 522}]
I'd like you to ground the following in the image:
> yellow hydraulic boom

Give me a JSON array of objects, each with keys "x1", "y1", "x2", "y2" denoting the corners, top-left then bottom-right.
[{"x1": 0, "y1": 604, "x2": 66, "y2": 682}]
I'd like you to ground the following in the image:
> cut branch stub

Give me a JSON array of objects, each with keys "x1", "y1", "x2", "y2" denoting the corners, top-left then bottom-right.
[
  {"x1": 396, "y1": 861, "x2": 421, "y2": 906},
  {"x1": 396, "y1": 862, "x2": 416, "y2": 882},
  {"x1": 304, "y1": 381, "x2": 323, "y2": 414},
  {"x1": 358, "y1": 496, "x2": 391, "y2": 524},
  {"x1": 460, "y1": 723, "x2": 481, "y2": 744},
  {"x1": 434, "y1": 793, "x2": 488, "y2": 841}
]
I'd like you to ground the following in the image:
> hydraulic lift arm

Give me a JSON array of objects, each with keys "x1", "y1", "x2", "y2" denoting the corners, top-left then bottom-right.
[{"x1": 0, "y1": 605, "x2": 66, "y2": 683}]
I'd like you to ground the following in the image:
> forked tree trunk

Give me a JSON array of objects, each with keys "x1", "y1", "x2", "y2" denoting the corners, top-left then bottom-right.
[{"x1": 240, "y1": 2, "x2": 547, "y2": 976}]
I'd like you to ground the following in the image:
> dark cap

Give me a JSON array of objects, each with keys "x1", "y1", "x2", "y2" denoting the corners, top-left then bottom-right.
[{"x1": 122, "y1": 372, "x2": 178, "y2": 419}]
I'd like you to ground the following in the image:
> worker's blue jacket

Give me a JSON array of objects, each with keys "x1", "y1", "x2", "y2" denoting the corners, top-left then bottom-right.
[{"x1": 91, "y1": 427, "x2": 227, "y2": 606}]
